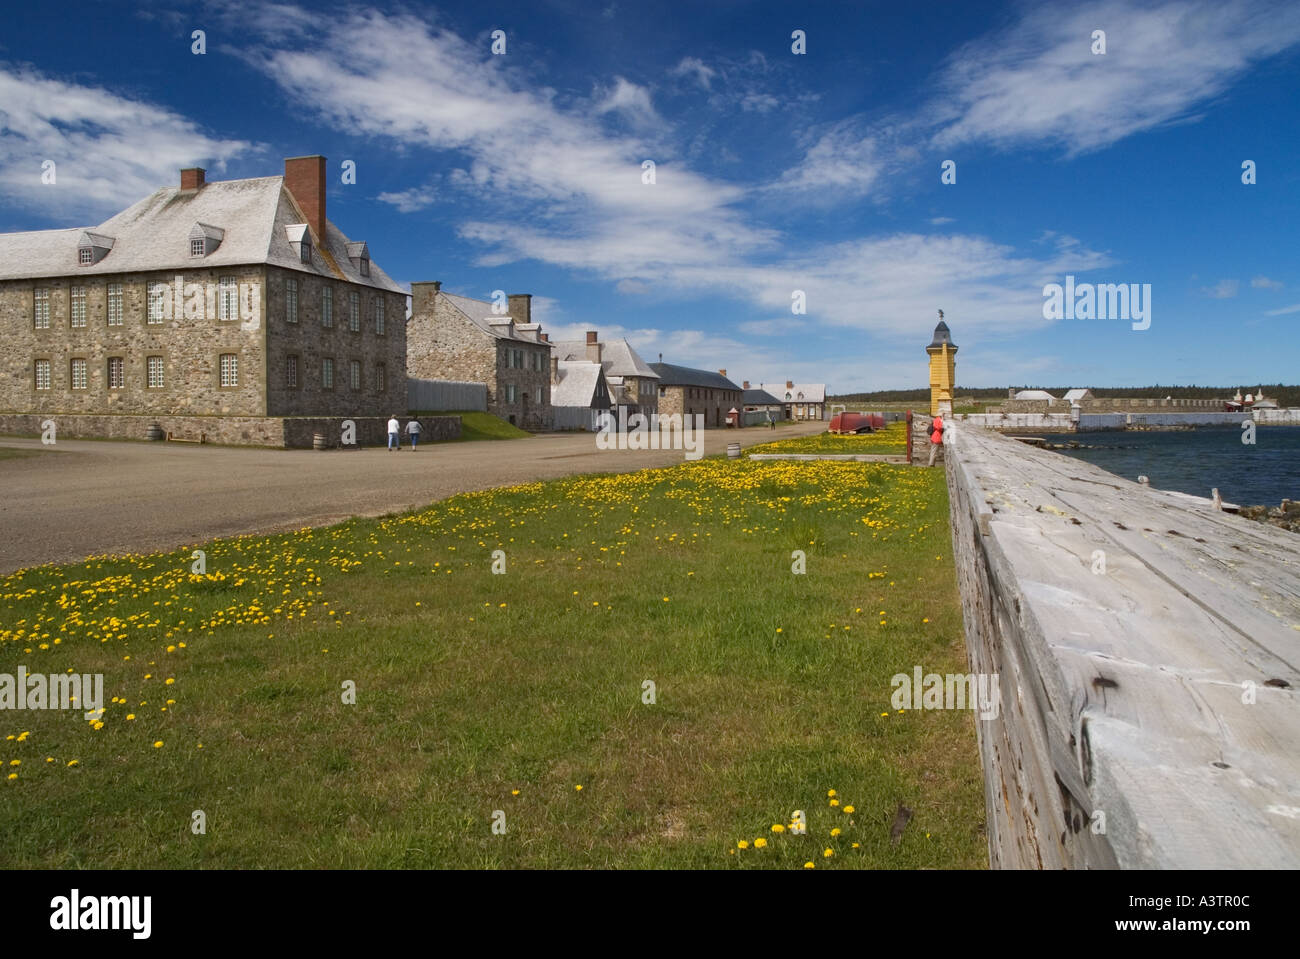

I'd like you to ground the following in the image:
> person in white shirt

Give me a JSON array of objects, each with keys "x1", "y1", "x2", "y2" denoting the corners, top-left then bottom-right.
[
  {"x1": 405, "y1": 418, "x2": 422, "y2": 450},
  {"x1": 387, "y1": 416, "x2": 400, "y2": 451}
]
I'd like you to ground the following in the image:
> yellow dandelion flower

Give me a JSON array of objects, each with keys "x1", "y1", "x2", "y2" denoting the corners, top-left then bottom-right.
[
  {"x1": 823, "y1": 848, "x2": 834, "y2": 858},
  {"x1": 771, "y1": 824, "x2": 785, "y2": 833},
  {"x1": 804, "y1": 861, "x2": 815, "y2": 869},
  {"x1": 574, "y1": 784, "x2": 583, "y2": 791},
  {"x1": 153, "y1": 741, "x2": 164, "y2": 748},
  {"x1": 829, "y1": 799, "x2": 839, "y2": 807},
  {"x1": 753, "y1": 838, "x2": 767, "y2": 848},
  {"x1": 827, "y1": 789, "x2": 836, "y2": 797},
  {"x1": 830, "y1": 828, "x2": 841, "y2": 837},
  {"x1": 737, "y1": 840, "x2": 749, "y2": 850},
  {"x1": 844, "y1": 805, "x2": 855, "y2": 814}
]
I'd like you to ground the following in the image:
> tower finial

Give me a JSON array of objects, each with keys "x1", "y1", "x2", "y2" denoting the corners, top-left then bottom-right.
[{"x1": 938, "y1": 308, "x2": 944, "y2": 321}]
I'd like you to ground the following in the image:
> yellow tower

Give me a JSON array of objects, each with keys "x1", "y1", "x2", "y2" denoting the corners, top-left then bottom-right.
[{"x1": 926, "y1": 314, "x2": 957, "y2": 416}]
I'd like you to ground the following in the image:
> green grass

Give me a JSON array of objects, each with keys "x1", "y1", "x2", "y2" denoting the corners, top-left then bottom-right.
[
  {"x1": 0, "y1": 446, "x2": 39, "y2": 462},
  {"x1": 413, "y1": 410, "x2": 532, "y2": 442},
  {"x1": 748, "y1": 422, "x2": 909, "y2": 456},
  {"x1": 0, "y1": 456, "x2": 983, "y2": 868}
]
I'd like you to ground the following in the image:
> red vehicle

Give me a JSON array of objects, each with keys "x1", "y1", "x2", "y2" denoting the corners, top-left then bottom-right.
[{"x1": 828, "y1": 411, "x2": 884, "y2": 434}]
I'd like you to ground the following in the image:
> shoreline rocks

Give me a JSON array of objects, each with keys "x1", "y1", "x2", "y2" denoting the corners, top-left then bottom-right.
[{"x1": 1238, "y1": 499, "x2": 1300, "y2": 533}]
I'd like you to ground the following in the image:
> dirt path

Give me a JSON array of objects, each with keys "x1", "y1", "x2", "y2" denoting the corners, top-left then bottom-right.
[{"x1": 0, "y1": 422, "x2": 825, "y2": 574}]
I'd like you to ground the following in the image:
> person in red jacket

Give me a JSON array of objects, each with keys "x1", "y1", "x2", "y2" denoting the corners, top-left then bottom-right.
[{"x1": 928, "y1": 413, "x2": 945, "y2": 466}]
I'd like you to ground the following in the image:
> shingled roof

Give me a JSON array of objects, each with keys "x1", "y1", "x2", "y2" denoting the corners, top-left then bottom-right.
[
  {"x1": 649, "y1": 363, "x2": 741, "y2": 391},
  {"x1": 439, "y1": 291, "x2": 552, "y2": 344},
  {"x1": 553, "y1": 337, "x2": 658, "y2": 379},
  {"x1": 0, "y1": 174, "x2": 404, "y2": 294}
]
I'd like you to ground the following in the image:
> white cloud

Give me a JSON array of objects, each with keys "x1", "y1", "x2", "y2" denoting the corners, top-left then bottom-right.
[
  {"x1": 929, "y1": 0, "x2": 1300, "y2": 156},
  {"x1": 670, "y1": 56, "x2": 715, "y2": 90},
  {"x1": 593, "y1": 77, "x2": 662, "y2": 127},
  {"x1": 1251, "y1": 275, "x2": 1283, "y2": 289},
  {"x1": 0, "y1": 66, "x2": 253, "y2": 219},
  {"x1": 930, "y1": 217, "x2": 956, "y2": 225},
  {"x1": 1264, "y1": 302, "x2": 1300, "y2": 316},
  {"x1": 1201, "y1": 278, "x2": 1239, "y2": 299},
  {"x1": 376, "y1": 185, "x2": 436, "y2": 213}
]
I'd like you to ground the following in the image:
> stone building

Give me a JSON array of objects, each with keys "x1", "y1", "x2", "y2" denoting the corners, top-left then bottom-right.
[
  {"x1": 552, "y1": 331, "x2": 659, "y2": 415},
  {"x1": 0, "y1": 156, "x2": 411, "y2": 445},
  {"x1": 649, "y1": 363, "x2": 742, "y2": 428},
  {"x1": 407, "y1": 282, "x2": 552, "y2": 430},
  {"x1": 757, "y1": 381, "x2": 828, "y2": 421}
]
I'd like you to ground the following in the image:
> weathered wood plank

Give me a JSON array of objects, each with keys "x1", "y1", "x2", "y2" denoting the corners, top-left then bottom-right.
[{"x1": 944, "y1": 422, "x2": 1300, "y2": 869}]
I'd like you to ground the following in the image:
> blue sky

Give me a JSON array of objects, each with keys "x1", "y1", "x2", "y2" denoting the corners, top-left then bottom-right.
[{"x1": 2, "y1": 0, "x2": 1298, "y2": 391}]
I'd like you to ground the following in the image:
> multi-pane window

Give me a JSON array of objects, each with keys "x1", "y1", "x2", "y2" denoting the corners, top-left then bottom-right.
[
  {"x1": 34, "y1": 359, "x2": 51, "y2": 390},
  {"x1": 348, "y1": 291, "x2": 360, "y2": 331},
  {"x1": 107, "y1": 357, "x2": 125, "y2": 389},
  {"x1": 146, "y1": 355, "x2": 165, "y2": 389},
  {"x1": 300, "y1": 238, "x2": 312, "y2": 264},
  {"x1": 349, "y1": 359, "x2": 361, "y2": 390},
  {"x1": 79, "y1": 248, "x2": 93, "y2": 265},
  {"x1": 285, "y1": 278, "x2": 298, "y2": 324},
  {"x1": 190, "y1": 237, "x2": 206, "y2": 257},
  {"x1": 286, "y1": 354, "x2": 299, "y2": 389},
  {"x1": 34, "y1": 288, "x2": 50, "y2": 329},
  {"x1": 322, "y1": 357, "x2": 334, "y2": 389},
  {"x1": 219, "y1": 353, "x2": 238, "y2": 387},
  {"x1": 322, "y1": 286, "x2": 334, "y2": 328},
  {"x1": 359, "y1": 257, "x2": 370, "y2": 277},
  {"x1": 147, "y1": 281, "x2": 169, "y2": 323},
  {"x1": 70, "y1": 358, "x2": 88, "y2": 390},
  {"x1": 70, "y1": 287, "x2": 86, "y2": 327},
  {"x1": 375, "y1": 297, "x2": 385, "y2": 335},
  {"x1": 375, "y1": 363, "x2": 386, "y2": 393},
  {"x1": 218, "y1": 277, "x2": 237, "y2": 321},
  {"x1": 107, "y1": 283, "x2": 123, "y2": 326},
  {"x1": 505, "y1": 384, "x2": 517, "y2": 403}
]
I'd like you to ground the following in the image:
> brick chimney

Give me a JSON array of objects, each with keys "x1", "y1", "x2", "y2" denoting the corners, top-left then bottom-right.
[
  {"x1": 506, "y1": 294, "x2": 532, "y2": 324},
  {"x1": 284, "y1": 155, "x2": 327, "y2": 241},
  {"x1": 786, "y1": 380, "x2": 794, "y2": 389},
  {"x1": 586, "y1": 330, "x2": 602, "y2": 364},
  {"x1": 539, "y1": 332, "x2": 549, "y2": 342},
  {"x1": 743, "y1": 380, "x2": 750, "y2": 390},
  {"x1": 410, "y1": 281, "x2": 442, "y2": 316},
  {"x1": 719, "y1": 369, "x2": 727, "y2": 378},
  {"x1": 180, "y1": 167, "x2": 206, "y2": 192}
]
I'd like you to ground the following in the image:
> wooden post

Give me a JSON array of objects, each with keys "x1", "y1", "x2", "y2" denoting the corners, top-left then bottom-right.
[{"x1": 905, "y1": 410, "x2": 913, "y2": 463}]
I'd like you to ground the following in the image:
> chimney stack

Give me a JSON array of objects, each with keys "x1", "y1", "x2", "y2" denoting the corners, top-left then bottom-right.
[
  {"x1": 539, "y1": 332, "x2": 548, "y2": 342},
  {"x1": 410, "y1": 281, "x2": 443, "y2": 316},
  {"x1": 284, "y1": 155, "x2": 327, "y2": 242},
  {"x1": 550, "y1": 355, "x2": 559, "y2": 382},
  {"x1": 508, "y1": 294, "x2": 532, "y2": 324},
  {"x1": 743, "y1": 380, "x2": 750, "y2": 390},
  {"x1": 585, "y1": 331, "x2": 602, "y2": 365},
  {"x1": 180, "y1": 167, "x2": 206, "y2": 192},
  {"x1": 719, "y1": 369, "x2": 727, "y2": 378},
  {"x1": 786, "y1": 380, "x2": 793, "y2": 389}
]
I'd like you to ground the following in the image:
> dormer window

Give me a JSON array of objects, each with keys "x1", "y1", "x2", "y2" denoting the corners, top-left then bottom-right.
[
  {"x1": 346, "y1": 241, "x2": 370, "y2": 278},
  {"x1": 188, "y1": 222, "x2": 224, "y2": 257},
  {"x1": 286, "y1": 224, "x2": 312, "y2": 264},
  {"x1": 76, "y1": 231, "x2": 114, "y2": 266}
]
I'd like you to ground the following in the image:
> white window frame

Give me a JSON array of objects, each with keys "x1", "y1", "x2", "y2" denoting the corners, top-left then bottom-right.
[
  {"x1": 286, "y1": 277, "x2": 299, "y2": 324},
  {"x1": 322, "y1": 286, "x2": 334, "y2": 328},
  {"x1": 219, "y1": 353, "x2": 238, "y2": 388},
  {"x1": 70, "y1": 357, "x2": 88, "y2": 390},
  {"x1": 190, "y1": 237, "x2": 206, "y2": 258},
  {"x1": 146, "y1": 355, "x2": 165, "y2": 389},
  {"x1": 79, "y1": 248, "x2": 93, "y2": 265},
  {"x1": 375, "y1": 297, "x2": 385, "y2": 335},
  {"x1": 107, "y1": 356, "x2": 125, "y2": 389},
  {"x1": 218, "y1": 277, "x2": 237, "y2": 322},
  {"x1": 147, "y1": 281, "x2": 169, "y2": 324},
  {"x1": 70, "y1": 286, "x2": 86, "y2": 327},
  {"x1": 34, "y1": 359, "x2": 51, "y2": 390},
  {"x1": 34, "y1": 288, "x2": 50, "y2": 329},
  {"x1": 107, "y1": 283, "x2": 123, "y2": 326},
  {"x1": 348, "y1": 290, "x2": 360, "y2": 331}
]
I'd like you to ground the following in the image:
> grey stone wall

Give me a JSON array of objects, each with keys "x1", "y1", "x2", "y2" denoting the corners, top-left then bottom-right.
[
  {"x1": 657, "y1": 385, "x2": 742, "y2": 427},
  {"x1": 0, "y1": 413, "x2": 460, "y2": 448}
]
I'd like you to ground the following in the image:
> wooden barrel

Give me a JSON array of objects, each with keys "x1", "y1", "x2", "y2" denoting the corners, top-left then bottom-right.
[
  {"x1": 312, "y1": 432, "x2": 328, "y2": 451},
  {"x1": 726, "y1": 442, "x2": 741, "y2": 459},
  {"x1": 146, "y1": 423, "x2": 164, "y2": 441}
]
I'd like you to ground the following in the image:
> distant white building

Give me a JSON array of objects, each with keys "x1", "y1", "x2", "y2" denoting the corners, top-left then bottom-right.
[
  {"x1": 1014, "y1": 389, "x2": 1056, "y2": 401},
  {"x1": 1063, "y1": 388, "x2": 1093, "y2": 402},
  {"x1": 758, "y1": 380, "x2": 827, "y2": 420}
]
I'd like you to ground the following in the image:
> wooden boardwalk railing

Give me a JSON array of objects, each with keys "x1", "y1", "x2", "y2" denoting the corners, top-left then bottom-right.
[{"x1": 943, "y1": 423, "x2": 1300, "y2": 868}]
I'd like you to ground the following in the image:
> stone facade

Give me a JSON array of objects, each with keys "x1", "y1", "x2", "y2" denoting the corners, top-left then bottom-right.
[
  {"x1": 0, "y1": 413, "x2": 460, "y2": 448},
  {"x1": 0, "y1": 265, "x2": 406, "y2": 422},
  {"x1": 407, "y1": 282, "x2": 552, "y2": 430},
  {"x1": 656, "y1": 384, "x2": 743, "y2": 427}
]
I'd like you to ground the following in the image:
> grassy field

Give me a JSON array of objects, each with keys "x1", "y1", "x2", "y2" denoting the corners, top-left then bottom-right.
[
  {"x1": 748, "y1": 422, "x2": 910, "y2": 456},
  {"x1": 412, "y1": 410, "x2": 532, "y2": 442},
  {"x1": 0, "y1": 455, "x2": 983, "y2": 869}
]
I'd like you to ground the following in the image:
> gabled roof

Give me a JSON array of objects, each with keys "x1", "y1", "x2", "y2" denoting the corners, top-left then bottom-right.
[
  {"x1": 759, "y1": 382, "x2": 826, "y2": 403},
  {"x1": 553, "y1": 337, "x2": 658, "y2": 379},
  {"x1": 439, "y1": 291, "x2": 551, "y2": 344},
  {"x1": 0, "y1": 175, "x2": 403, "y2": 293},
  {"x1": 551, "y1": 361, "x2": 608, "y2": 408},
  {"x1": 650, "y1": 362, "x2": 741, "y2": 391},
  {"x1": 1063, "y1": 388, "x2": 1093, "y2": 401},
  {"x1": 743, "y1": 388, "x2": 783, "y2": 406},
  {"x1": 1014, "y1": 390, "x2": 1056, "y2": 400}
]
